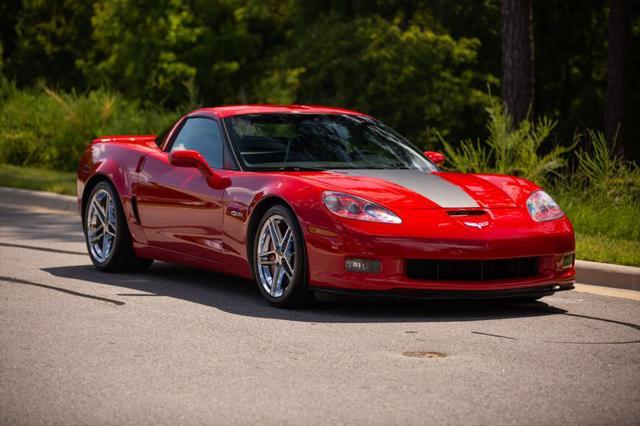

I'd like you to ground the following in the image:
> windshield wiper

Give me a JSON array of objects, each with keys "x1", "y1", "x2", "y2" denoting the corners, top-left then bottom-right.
[{"x1": 274, "y1": 166, "x2": 327, "y2": 171}]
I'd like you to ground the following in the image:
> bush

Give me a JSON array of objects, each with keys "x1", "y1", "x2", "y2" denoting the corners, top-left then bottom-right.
[
  {"x1": 573, "y1": 130, "x2": 640, "y2": 203},
  {"x1": 261, "y1": 15, "x2": 495, "y2": 146},
  {"x1": 442, "y1": 101, "x2": 640, "y2": 264},
  {"x1": 441, "y1": 100, "x2": 572, "y2": 187},
  {"x1": 553, "y1": 130, "x2": 640, "y2": 243},
  {"x1": 0, "y1": 78, "x2": 177, "y2": 171}
]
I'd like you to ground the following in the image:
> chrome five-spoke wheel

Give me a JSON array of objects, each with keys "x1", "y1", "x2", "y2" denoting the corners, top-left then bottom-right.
[
  {"x1": 83, "y1": 181, "x2": 152, "y2": 272},
  {"x1": 253, "y1": 205, "x2": 312, "y2": 307},
  {"x1": 256, "y1": 214, "x2": 296, "y2": 298},
  {"x1": 86, "y1": 188, "x2": 117, "y2": 263}
]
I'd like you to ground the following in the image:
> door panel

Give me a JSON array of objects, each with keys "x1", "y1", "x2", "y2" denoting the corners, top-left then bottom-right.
[{"x1": 135, "y1": 151, "x2": 224, "y2": 262}]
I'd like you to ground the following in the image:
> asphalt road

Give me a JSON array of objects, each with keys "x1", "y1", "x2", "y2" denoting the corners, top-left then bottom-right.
[{"x1": 1, "y1": 202, "x2": 639, "y2": 426}]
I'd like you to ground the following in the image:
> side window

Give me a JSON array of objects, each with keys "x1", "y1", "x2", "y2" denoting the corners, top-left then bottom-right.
[{"x1": 170, "y1": 118, "x2": 224, "y2": 169}]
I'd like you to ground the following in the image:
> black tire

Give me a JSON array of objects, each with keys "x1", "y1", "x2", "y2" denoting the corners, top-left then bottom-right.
[
  {"x1": 252, "y1": 205, "x2": 313, "y2": 308},
  {"x1": 83, "y1": 181, "x2": 153, "y2": 272}
]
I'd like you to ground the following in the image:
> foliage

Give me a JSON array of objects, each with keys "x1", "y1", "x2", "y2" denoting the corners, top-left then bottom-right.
[
  {"x1": 78, "y1": 0, "x2": 296, "y2": 108},
  {"x1": 532, "y1": 0, "x2": 613, "y2": 144},
  {"x1": 1, "y1": 0, "x2": 637, "y2": 156},
  {"x1": 3, "y1": 0, "x2": 95, "y2": 90},
  {"x1": 0, "y1": 78, "x2": 177, "y2": 171},
  {"x1": 550, "y1": 131, "x2": 640, "y2": 251},
  {"x1": 441, "y1": 100, "x2": 571, "y2": 186},
  {"x1": 2, "y1": 0, "x2": 637, "y2": 157},
  {"x1": 557, "y1": 194, "x2": 640, "y2": 242},
  {"x1": 441, "y1": 103, "x2": 640, "y2": 265},
  {"x1": 261, "y1": 14, "x2": 494, "y2": 146},
  {"x1": 573, "y1": 130, "x2": 640, "y2": 203},
  {"x1": 80, "y1": 0, "x2": 203, "y2": 106}
]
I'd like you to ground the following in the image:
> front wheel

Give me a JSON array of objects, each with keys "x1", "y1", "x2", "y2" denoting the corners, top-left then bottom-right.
[
  {"x1": 253, "y1": 205, "x2": 312, "y2": 308},
  {"x1": 84, "y1": 181, "x2": 153, "y2": 272}
]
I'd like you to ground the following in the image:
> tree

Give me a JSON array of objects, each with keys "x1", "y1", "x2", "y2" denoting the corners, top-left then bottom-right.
[
  {"x1": 501, "y1": 0, "x2": 534, "y2": 123},
  {"x1": 80, "y1": 0, "x2": 292, "y2": 107},
  {"x1": 259, "y1": 12, "x2": 493, "y2": 146},
  {"x1": 604, "y1": 0, "x2": 632, "y2": 144},
  {"x1": 534, "y1": 0, "x2": 608, "y2": 142},
  {"x1": 4, "y1": 0, "x2": 95, "y2": 90},
  {"x1": 80, "y1": 0, "x2": 203, "y2": 106}
]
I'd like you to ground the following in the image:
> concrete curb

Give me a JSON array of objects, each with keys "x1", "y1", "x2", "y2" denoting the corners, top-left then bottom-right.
[
  {"x1": 575, "y1": 260, "x2": 640, "y2": 292},
  {"x1": 2, "y1": 185, "x2": 639, "y2": 292},
  {"x1": 0, "y1": 186, "x2": 77, "y2": 212}
]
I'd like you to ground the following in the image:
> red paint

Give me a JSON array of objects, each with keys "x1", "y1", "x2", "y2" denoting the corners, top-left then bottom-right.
[
  {"x1": 194, "y1": 104, "x2": 371, "y2": 119},
  {"x1": 77, "y1": 105, "x2": 575, "y2": 295},
  {"x1": 424, "y1": 151, "x2": 446, "y2": 166}
]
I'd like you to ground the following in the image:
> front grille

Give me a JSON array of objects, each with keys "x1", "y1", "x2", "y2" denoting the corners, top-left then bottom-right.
[{"x1": 406, "y1": 257, "x2": 539, "y2": 281}]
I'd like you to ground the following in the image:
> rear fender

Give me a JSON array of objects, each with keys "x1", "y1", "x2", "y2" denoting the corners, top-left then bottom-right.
[{"x1": 79, "y1": 142, "x2": 151, "y2": 244}]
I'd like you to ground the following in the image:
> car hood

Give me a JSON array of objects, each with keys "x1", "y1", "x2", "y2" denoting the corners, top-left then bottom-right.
[{"x1": 300, "y1": 169, "x2": 535, "y2": 210}]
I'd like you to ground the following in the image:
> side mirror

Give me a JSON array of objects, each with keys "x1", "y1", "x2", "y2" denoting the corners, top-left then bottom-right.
[
  {"x1": 424, "y1": 151, "x2": 445, "y2": 166},
  {"x1": 169, "y1": 149, "x2": 230, "y2": 189},
  {"x1": 169, "y1": 149, "x2": 211, "y2": 174}
]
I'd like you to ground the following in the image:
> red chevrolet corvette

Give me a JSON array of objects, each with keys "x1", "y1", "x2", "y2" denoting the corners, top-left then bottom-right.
[{"x1": 77, "y1": 105, "x2": 575, "y2": 307}]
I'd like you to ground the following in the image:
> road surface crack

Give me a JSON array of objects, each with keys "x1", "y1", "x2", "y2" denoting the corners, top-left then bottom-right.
[{"x1": 472, "y1": 331, "x2": 517, "y2": 340}]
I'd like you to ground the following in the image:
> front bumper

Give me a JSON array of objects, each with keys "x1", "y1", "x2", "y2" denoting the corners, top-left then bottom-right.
[{"x1": 303, "y1": 214, "x2": 576, "y2": 294}]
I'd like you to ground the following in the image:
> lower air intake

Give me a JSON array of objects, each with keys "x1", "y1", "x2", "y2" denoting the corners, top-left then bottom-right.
[{"x1": 406, "y1": 257, "x2": 539, "y2": 281}]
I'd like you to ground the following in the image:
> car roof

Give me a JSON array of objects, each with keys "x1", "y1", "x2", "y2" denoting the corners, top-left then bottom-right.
[{"x1": 188, "y1": 104, "x2": 370, "y2": 119}]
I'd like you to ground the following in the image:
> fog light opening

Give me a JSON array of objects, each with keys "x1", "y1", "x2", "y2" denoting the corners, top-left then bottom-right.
[
  {"x1": 345, "y1": 258, "x2": 381, "y2": 273},
  {"x1": 561, "y1": 253, "x2": 575, "y2": 269}
]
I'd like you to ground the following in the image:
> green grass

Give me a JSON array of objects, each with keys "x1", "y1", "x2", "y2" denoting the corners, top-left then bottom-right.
[
  {"x1": 556, "y1": 192, "x2": 640, "y2": 266},
  {"x1": 0, "y1": 163, "x2": 76, "y2": 195},
  {"x1": 576, "y1": 233, "x2": 640, "y2": 267},
  {"x1": 558, "y1": 195, "x2": 640, "y2": 242},
  {"x1": 0, "y1": 79, "x2": 177, "y2": 172}
]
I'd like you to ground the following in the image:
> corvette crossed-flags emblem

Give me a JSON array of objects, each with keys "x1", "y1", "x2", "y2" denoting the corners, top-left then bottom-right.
[{"x1": 464, "y1": 221, "x2": 489, "y2": 229}]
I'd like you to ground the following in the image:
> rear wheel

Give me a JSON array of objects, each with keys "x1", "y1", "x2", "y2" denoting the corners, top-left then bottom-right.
[
  {"x1": 84, "y1": 181, "x2": 153, "y2": 272},
  {"x1": 253, "y1": 205, "x2": 312, "y2": 308}
]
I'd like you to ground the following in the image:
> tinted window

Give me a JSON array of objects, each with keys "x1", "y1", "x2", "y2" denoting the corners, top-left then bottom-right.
[
  {"x1": 170, "y1": 118, "x2": 223, "y2": 169},
  {"x1": 223, "y1": 114, "x2": 437, "y2": 172}
]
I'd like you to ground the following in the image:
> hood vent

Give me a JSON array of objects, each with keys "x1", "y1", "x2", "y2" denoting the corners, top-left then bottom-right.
[{"x1": 447, "y1": 209, "x2": 486, "y2": 216}]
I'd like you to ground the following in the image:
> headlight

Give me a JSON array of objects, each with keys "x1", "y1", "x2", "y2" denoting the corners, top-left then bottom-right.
[
  {"x1": 322, "y1": 191, "x2": 402, "y2": 224},
  {"x1": 526, "y1": 190, "x2": 564, "y2": 222}
]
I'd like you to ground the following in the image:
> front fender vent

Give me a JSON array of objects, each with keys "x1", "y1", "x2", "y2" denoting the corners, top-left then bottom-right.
[{"x1": 131, "y1": 196, "x2": 141, "y2": 224}]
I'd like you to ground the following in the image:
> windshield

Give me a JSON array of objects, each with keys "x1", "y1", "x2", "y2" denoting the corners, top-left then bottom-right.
[{"x1": 223, "y1": 113, "x2": 437, "y2": 172}]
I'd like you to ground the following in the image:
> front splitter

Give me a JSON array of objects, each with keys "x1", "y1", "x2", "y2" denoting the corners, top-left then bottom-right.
[{"x1": 313, "y1": 283, "x2": 574, "y2": 301}]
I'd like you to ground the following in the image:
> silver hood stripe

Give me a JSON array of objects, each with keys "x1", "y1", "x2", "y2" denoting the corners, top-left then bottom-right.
[{"x1": 330, "y1": 169, "x2": 479, "y2": 208}]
